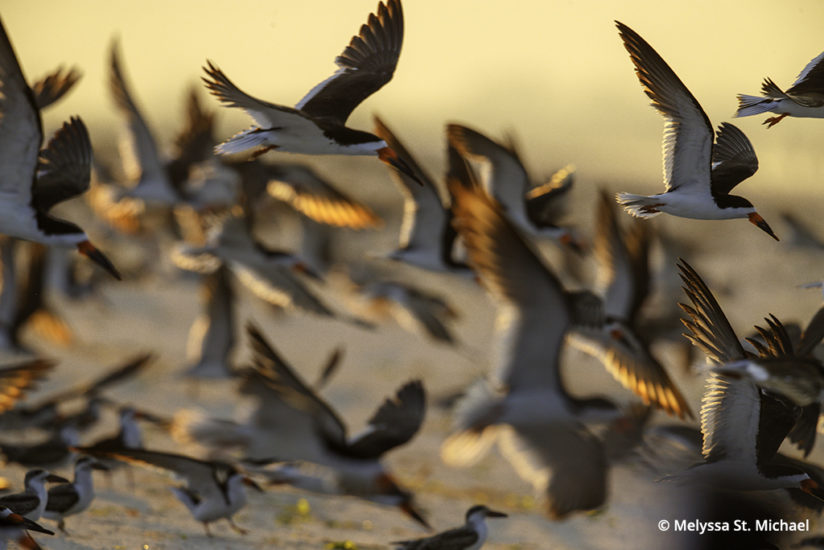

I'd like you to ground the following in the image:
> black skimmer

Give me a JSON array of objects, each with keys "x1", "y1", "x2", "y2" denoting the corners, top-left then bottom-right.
[
  {"x1": 109, "y1": 41, "x2": 216, "y2": 206},
  {"x1": 238, "y1": 323, "x2": 430, "y2": 527},
  {"x1": 392, "y1": 504, "x2": 507, "y2": 549},
  {"x1": 0, "y1": 470, "x2": 68, "y2": 521},
  {"x1": 171, "y1": 210, "x2": 345, "y2": 319},
  {"x1": 675, "y1": 260, "x2": 824, "y2": 495},
  {"x1": 0, "y1": 17, "x2": 119, "y2": 279},
  {"x1": 42, "y1": 457, "x2": 107, "y2": 532},
  {"x1": 265, "y1": 163, "x2": 382, "y2": 229},
  {"x1": 440, "y1": 148, "x2": 617, "y2": 519},
  {"x1": 372, "y1": 116, "x2": 472, "y2": 276},
  {"x1": 565, "y1": 191, "x2": 692, "y2": 418},
  {"x1": 79, "y1": 448, "x2": 261, "y2": 536},
  {"x1": 202, "y1": 0, "x2": 415, "y2": 178},
  {"x1": 613, "y1": 22, "x2": 778, "y2": 241},
  {"x1": 447, "y1": 124, "x2": 582, "y2": 250},
  {"x1": 170, "y1": 328, "x2": 344, "y2": 459},
  {"x1": 736, "y1": 50, "x2": 824, "y2": 127},
  {"x1": 183, "y1": 265, "x2": 237, "y2": 379},
  {"x1": 0, "y1": 506, "x2": 53, "y2": 550}
]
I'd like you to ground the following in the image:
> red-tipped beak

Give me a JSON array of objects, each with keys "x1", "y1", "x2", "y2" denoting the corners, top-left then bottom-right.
[
  {"x1": 560, "y1": 232, "x2": 585, "y2": 255},
  {"x1": 748, "y1": 212, "x2": 779, "y2": 241},
  {"x1": 378, "y1": 147, "x2": 423, "y2": 186},
  {"x1": 77, "y1": 240, "x2": 122, "y2": 280}
]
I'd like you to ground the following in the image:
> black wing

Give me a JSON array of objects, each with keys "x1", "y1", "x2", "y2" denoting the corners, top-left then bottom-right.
[
  {"x1": 710, "y1": 123, "x2": 758, "y2": 197},
  {"x1": 296, "y1": 0, "x2": 403, "y2": 124},
  {"x1": 33, "y1": 117, "x2": 92, "y2": 212},
  {"x1": 345, "y1": 380, "x2": 425, "y2": 459}
]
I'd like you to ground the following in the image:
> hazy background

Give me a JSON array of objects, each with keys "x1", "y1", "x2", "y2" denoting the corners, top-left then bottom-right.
[{"x1": 5, "y1": 0, "x2": 824, "y2": 197}]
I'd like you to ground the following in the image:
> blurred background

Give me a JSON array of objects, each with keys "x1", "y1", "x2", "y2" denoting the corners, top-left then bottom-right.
[{"x1": 5, "y1": 0, "x2": 824, "y2": 198}]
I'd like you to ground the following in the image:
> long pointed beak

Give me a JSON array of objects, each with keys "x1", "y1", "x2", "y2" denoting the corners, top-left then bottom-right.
[
  {"x1": 77, "y1": 240, "x2": 122, "y2": 280},
  {"x1": 748, "y1": 212, "x2": 779, "y2": 241},
  {"x1": 243, "y1": 476, "x2": 265, "y2": 493},
  {"x1": 378, "y1": 147, "x2": 423, "y2": 186},
  {"x1": 486, "y1": 509, "x2": 508, "y2": 518},
  {"x1": 400, "y1": 500, "x2": 432, "y2": 531}
]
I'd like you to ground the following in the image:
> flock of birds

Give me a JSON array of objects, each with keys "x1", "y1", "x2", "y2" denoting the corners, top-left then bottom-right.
[{"x1": 0, "y1": 1, "x2": 822, "y2": 549}]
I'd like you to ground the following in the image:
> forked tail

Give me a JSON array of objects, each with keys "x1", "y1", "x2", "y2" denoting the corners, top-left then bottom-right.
[
  {"x1": 735, "y1": 94, "x2": 777, "y2": 118},
  {"x1": 615, "y1": 193, "x2": 663, "y2": 219}
]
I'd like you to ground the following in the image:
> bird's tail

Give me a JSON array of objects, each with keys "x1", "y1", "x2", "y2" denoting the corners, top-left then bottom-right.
[
  {"x1": 214, "y1": 127, "x2": 275, "y2": 156},
  {"x1": 735, "y1": 94, "x2": 777, "y2": 118},
  {"x1": 170, "y1": 408, "x2": 251, "y2": 449},
  {"x1": 440, "y1": 381, "x2": 502, "y2": 467},
  {"x1": 614, "y1": 193, "x2": 663, "y2": 219}
]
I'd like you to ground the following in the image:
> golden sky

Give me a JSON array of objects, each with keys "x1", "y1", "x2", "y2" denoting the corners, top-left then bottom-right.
[{"x1": 4, "y1": 0, "x2": 824, "y2": 195}]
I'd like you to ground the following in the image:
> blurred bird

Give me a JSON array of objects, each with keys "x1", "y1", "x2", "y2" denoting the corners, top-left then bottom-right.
[
  {"x1": 440, "y1": 145, "x2": 617, "y2": 519},
  {"x1": 613, "y1": 22, "x2": 778, "y2": 241},
  {"x1": 108, "y1": 40, "x2": 216, "y2": 206},
  {"x1": 202, "y1": 0, "x2": 417, "y2": 180},
  {"x1": 373, "y1": 116, "x2": 472, "y2": 276},
  {"x1": 78, "y1": 448, "x2": 261, "y2": 536},
  {"x1": 447, "y1": 124, "x2": 582, "y2": 250},
  {"x1": 0, "y1": 359, "x2": 53, "y2": 415},
  {"x1": 392, "y1": 504, "x2": 507, "y2": 549},
  {"x1": 235, "y1": 324, "x2": 430, "y2": 527},
  {"x1": 0, "y1": 470, "x2": 68, "y2": 521},
  {"x1": 736, "y1": 50, "x2": 824, "y2": 127},
  {"x1": 0, "y1": 506, "x2": 53, "y2": 550},
  {"x1": 566, "y1": 191, "x2": 692, "y2": 418},
  {"x1": 183, "y1": 265, "x2": 237, "y2": 380},
  {"x1": 42, "y1": 456, "x2": 108, "y2": 532}
]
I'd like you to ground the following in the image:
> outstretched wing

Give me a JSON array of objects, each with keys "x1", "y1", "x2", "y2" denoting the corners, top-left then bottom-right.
[{"x1": 296, "y1": 0, "x2": 404, "y2": 124}]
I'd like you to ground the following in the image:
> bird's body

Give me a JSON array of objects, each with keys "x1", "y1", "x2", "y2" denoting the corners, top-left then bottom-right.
[
  {"x1": 736, "y1": 51, "x2": 824, "y2": 127},
  {"x1": 0, "y1": 17, "x2": 119, "y2": 278},
  {"x1": 203, "y1": 0, "x2": 412, "y2": 179},
  {"x1": 0, "y1": 470, "x2": 67, "y2": 521},
  {"x1": 613, "y1": 22, "x2": 777, "y2": 240},
  {"x1": 393, "y1": 505, "x2": 507, "y2": 550},
  {"x1": 43, "y1": 457, "x2": 105, "y2": 532},
  {"x1": 78, "y1": 447, "x2": 259, "y2": 535}
]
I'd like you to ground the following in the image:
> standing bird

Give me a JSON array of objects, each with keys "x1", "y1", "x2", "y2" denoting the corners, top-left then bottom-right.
[
  {"x1": 0, "y1": 17, "x2": 120, "y2": 278},
  {"x1": 0, "y1": 470, "x2": 67, "y2": 521},
  {"x1": 612, "y1": 22, "x2": 778, "y2": 241},
  {"x1": 736, "y1": 51, "x2": 824, "y2": 128},
  {"x1": 392, "y1": 504, "x2": 507, "y2": 549},
  {"x1": 42, "y1": 457, "x2": 107, "y2": 533},
  {"x1": 78, "y1": 448, "x2": 261, "y2": 536}
]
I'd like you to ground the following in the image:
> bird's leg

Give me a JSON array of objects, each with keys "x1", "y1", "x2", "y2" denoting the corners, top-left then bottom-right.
[
  {"x1": 762, "y1": 114, "x2": 787, "y2": 128},
  {"x1": 203, "y1": 522, "x2": 213, "y2": 537},
  {"x1": 228, "y1": 518, "x2": 248, "y2": 535},
  {"x1": 57, "y1": 518, "x2": 67, "y2": 534}
]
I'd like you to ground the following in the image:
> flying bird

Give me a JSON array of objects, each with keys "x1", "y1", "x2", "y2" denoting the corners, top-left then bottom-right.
[
  {"x1": 613, "y1": 21, "x2": 778, "y2": 241},
  {"x1": 736, "y1": 50, "x2": 824, "y2": 127}
]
